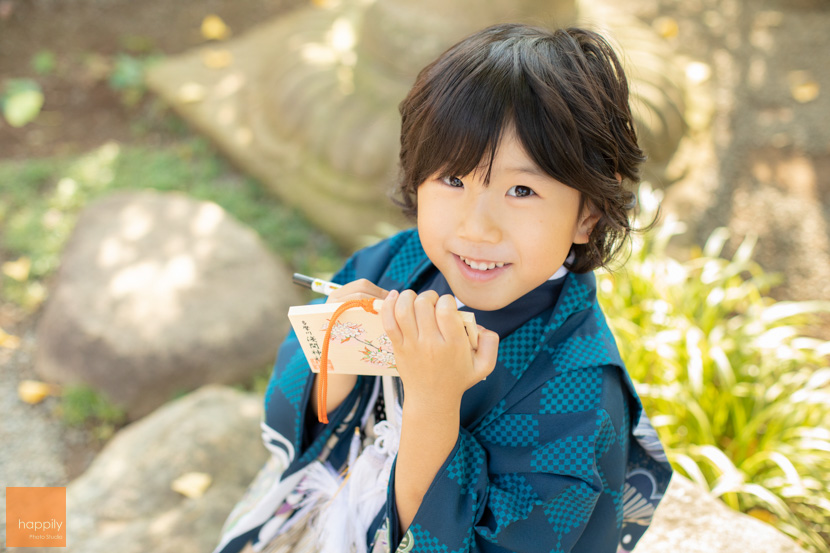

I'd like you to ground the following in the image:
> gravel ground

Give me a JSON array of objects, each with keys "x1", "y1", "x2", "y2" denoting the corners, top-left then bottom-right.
[{"x1": 0, "y1": 325, "x2": 67, "y2": 545}]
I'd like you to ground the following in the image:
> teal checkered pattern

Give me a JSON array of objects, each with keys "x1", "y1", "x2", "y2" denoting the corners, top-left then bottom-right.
[
  {"x1": 479, "y1": 414, "x2": 540, "y2": 447},
  {"x1": 531, "y1": 435, "x2": 594, "y2": 481},
  {"x1": 384, "y1": 232, "x2": 426, "y2": 285},
  {"x1": 447, "y1": 432, "x2": 485, "y2": 494},
  {"x1": 540, "y1": 366, "x2": 602, "y2": 414}
]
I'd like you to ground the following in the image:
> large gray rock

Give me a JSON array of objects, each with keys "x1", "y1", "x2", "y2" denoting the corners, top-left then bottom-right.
[
  {"x1": 37, "y1": 385, "x2": 268, "y2": 553},
  {"x1": 35, "y1": 190, "x2": 298, "y2": 418},
  {"x1": 637, "y1": 475, "x2": 808, "y2": 553}
]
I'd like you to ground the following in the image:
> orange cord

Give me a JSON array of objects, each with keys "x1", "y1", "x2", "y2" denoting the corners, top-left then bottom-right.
[{"x1": 317, "y1": 298, "x2": 378, "y2": 423}]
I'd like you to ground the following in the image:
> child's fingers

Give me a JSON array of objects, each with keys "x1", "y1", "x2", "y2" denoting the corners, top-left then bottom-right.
[
  {"x1": 393, "y1": 289, "x2": 419, "y2": 342},
  {"x1": 327, "y1": 279, "x2": 389, "y2": 304},
  {"x1": 434, "y1": 294, "x2": 465, "y2": 343},
  {"x1": 473, "y1": 327, "x2": 499, "y2": 380},
  {"x1": 413, "y1": 291, "x2": 441, "y2": 339},
  {"x1": 381, "y1": 290, "x2": 402, "y2": 343}
]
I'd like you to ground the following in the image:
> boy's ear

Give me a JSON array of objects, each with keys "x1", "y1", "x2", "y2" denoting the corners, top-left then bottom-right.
[{"x1": 573, "y1": 203, "x2": 601, "y2": 245}]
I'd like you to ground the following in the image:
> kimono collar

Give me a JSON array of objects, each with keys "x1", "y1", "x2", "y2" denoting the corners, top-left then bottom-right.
[{"x1": 422, "y1": 269, "x2": 567, "y2": 340}]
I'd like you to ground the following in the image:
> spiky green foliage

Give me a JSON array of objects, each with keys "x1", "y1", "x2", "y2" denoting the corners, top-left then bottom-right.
[{"x1": 598, "y1": 185, "x2": 830, "y2": 552}]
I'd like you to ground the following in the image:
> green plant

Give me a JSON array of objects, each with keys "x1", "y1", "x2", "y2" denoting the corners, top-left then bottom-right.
[
  {"x1": 31, "y1": 50, "x2": 57, "y2": 75},
  {"x1": 108, "y1": 53, "x2": 159, "y2": 107},
  {"x1": 1, "y1": 78, "x2": 44, "y2": 127},
  {"x1": 598, "y1": 184, "x2": 830, "y2": 552},
  {"x1": 60, "y1": 384, "x2": 126, "y2": 440}
]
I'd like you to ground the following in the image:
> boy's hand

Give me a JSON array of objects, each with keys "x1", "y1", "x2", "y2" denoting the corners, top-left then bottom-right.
[
  {"x1": 326, "y1": 278, "x2": 389, "y2": 304},
  {"x1": 380, "y1": 289, "x2": 499, "y2": 411},
  {"x1": 312, "y1": 279, "x2": 390, "y2": 417}
]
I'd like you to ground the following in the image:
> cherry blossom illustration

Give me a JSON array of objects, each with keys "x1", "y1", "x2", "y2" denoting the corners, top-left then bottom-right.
[{"x1": 323, "y1": 320, "x2": 396, "y2": 371}]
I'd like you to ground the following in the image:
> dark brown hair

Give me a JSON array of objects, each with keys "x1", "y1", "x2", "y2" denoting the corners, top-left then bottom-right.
[{"x1": 395, "y1": 24, "x2": 645, "y2": 273}]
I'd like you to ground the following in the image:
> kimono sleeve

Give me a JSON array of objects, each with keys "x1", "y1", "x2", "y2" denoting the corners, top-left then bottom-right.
[{"x1": 386, "y1": 365, "x2": 629, "y2": 553}]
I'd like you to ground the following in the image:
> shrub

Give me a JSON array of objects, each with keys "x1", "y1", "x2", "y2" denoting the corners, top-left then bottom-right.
[{"x1": 598, "y1": 185, "x2": 830, "y2": 552}]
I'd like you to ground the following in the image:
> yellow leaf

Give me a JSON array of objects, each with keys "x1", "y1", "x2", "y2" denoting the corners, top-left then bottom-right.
[
  {"x1": 18, "y1": 380, "x2": 52, "y2": 404},
  {"x1": 201, "y1": 48, "x2": 233, "y2": 69},
  {"x1": 2, "y1": 256, "x2": 31, "y2": 281},
  {"x1": 201, "y1": 15, "x2": 231, "y2": 41},
  {"x1": 653, "y1": 17, "x2": 679, "y2": 39},
  {"x1": 0, "y1": 327, "x2": 21, "y2": 349},
  {"x1": 791, "y1": 81, "x2": 819, "y2": 103},
  {"x1": 171, "y1": 472, "x2": 212, "y2": 499},
  {"x1": 788, "y1": 71, "x2": 820, "y2": 103},
  {"x1": 177, "y1": 83, "x2": 206, "y2": 103}
]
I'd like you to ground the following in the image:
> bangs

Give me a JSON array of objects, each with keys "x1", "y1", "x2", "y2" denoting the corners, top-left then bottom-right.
[
  {"x1": 418, "y1": 62, "x2": 514, "y2": 185},
  {"x1": 402, "y1": 31, "x2": 584, "y2": 190}
]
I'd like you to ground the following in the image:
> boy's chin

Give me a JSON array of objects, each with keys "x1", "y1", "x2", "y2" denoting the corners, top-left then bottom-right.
[{"x1": 456, "y1": 293, "x2": 512, "y2": 312}]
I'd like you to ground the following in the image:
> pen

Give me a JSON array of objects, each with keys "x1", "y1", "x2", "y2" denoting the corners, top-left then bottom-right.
[{"x1": 292, "y1": 273, "x2": 342, "y2": 296}]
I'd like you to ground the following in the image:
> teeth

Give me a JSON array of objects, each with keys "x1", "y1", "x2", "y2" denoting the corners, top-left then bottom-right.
[{"x1": 460, "y1": 257, "x2": 505, "y2": 271}]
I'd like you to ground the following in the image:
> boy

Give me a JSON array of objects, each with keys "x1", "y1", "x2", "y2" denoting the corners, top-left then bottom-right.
[{"x1": 215, "y1": 23, "x2": 672, "y2": 553}]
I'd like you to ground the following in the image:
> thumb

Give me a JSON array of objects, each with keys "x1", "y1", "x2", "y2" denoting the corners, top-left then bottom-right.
[{"x1": 473, "y1": 327, "x2": 499, "y2": 380}]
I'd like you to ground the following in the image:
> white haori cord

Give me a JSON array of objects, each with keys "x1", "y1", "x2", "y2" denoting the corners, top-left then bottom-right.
[
  {"x1": 260, "y1": 377, "x2": 401, "y2": 553},
  {"x1": 307, "y1": 416, "x2": 401, "y2": 553},
  {"x1": 314, "y1": 376, "x2": 401, "y2": 553}
]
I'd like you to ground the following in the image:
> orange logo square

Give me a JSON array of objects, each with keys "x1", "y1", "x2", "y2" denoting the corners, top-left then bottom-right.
[{"x1": 5, "y1": 487, "x2": 67, "y2": 547}]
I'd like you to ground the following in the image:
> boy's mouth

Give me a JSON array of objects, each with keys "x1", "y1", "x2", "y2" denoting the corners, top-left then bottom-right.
[{"x1": 459, "y1": 256, "x2": 507, "y2": 271}]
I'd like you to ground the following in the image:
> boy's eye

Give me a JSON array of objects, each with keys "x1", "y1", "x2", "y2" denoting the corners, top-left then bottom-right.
[
  {"x1": 507, "y1": 185, "x2": 536, "y2": 197},
  {"x1": 441, "y1": 176, "x2": 464, "y2": 188}
]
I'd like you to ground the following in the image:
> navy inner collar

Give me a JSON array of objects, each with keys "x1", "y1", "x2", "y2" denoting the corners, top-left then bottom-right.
[{"x1": 420, "y1": 269, "x2": 565, "y2": 339}]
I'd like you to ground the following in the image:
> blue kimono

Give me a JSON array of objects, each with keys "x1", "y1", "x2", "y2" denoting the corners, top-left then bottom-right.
[{"x1": 214, "y1": 229, "x2": 672, "y2": 553}]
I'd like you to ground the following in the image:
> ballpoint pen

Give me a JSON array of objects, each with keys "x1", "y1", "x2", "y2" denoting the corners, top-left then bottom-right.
[{"x1": 292, "y1": 273, "x2": 343, "y2": 296}]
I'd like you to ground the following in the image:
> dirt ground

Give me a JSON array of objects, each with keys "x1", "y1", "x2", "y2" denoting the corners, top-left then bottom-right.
[{"x1": 0, "y1": 0, "x2": 304, "y2": 160}]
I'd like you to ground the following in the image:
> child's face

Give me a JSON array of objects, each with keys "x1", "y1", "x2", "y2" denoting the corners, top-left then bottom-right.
[{"x1": 417, "y1": 130, "x2": 598, "y2": 311}]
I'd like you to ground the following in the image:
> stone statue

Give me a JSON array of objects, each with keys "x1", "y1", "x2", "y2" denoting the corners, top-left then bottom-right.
[{"x1": 147, "y1": 0, "x2": 684, "y2": 249}]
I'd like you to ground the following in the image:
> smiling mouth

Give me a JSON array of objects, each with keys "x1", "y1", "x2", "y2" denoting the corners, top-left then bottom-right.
[{"x1": 459, "y1": 256, "x2": 507, "y2": 271}]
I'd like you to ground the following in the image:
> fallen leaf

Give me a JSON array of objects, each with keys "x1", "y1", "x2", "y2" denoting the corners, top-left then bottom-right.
[
  {"x1": 788, "y1": 71, "x2": 820, "y2": 103},
  {"x1": 201, "y1": 15, "x2": 231, "y2": 41},
  {"x1": 0, "y1": 327, "x2": 21, "y2": 349},
  {"x1": 791, "y1": 82, "x2": 819, "y2": 103},
  {"x1": 18, "y1": 380, "x2": 52, "y2": 404},
  {"x1": 3, "y1": 256, "x2": 31, "y2": 282},
  {"x1": 201, "y1": 48, "x2": 233, "y2": 69},
  {"x1": 177, "y1": 83, "x2": 206, "y2": 103},
  {"x1": 171, "y1": 472, "x2": 212, "y2": 499},
  {"x1": 653, "y1": 17, "x2": 679, "y2": 39}
]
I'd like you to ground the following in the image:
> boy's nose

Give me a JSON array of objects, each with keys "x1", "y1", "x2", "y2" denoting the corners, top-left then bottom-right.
[{"x1": 457, "y1": 193, "x2": 501, "y2": 244}]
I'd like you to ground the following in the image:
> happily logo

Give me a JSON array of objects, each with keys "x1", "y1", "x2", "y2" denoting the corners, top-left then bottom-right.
[{"x1": 5, "y1": 486, "x2": 67, "y2": 547}]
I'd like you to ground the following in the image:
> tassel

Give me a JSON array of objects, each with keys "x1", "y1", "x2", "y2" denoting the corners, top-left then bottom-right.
[
  {"x1": 315, "y1": 419, "x2": 401, "y2": 553},
  {"x1": 317, "y1": 298, "x2": 378, "y2": 423}
]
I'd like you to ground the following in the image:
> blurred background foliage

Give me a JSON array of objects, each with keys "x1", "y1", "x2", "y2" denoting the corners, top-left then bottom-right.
[{"x1": 598, "y1": 185, "x2": 830, "y2": 552}]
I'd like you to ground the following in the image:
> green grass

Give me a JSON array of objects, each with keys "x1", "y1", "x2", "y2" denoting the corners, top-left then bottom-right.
[
  {"x1": 598, "y1": 184, "x2": 830, "y2": 552},
  {"x1": 0, "y1": 134, "x2": 345, "y2": 312},
  {"x1": 59, "y1": 384, "x2": 126, "y2": 440}
]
